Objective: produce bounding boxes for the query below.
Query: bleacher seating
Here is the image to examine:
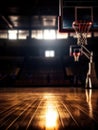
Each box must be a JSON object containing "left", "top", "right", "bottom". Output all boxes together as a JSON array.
[{"left": 0, "top": 37, "right": 98, "bottom": 87}]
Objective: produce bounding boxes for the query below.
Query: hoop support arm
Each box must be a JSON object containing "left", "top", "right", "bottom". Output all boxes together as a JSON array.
[{"left": 81, "top": 45, "right": 93, "bottom": 62}]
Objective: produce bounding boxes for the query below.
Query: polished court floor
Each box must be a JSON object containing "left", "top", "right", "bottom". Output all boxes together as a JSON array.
[{"left": 0, "top": 87, "right": 98, "bottom": 130}]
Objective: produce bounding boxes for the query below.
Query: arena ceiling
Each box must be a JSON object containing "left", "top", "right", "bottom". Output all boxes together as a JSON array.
[
  {"left": 0, "top": 0, "right": 59, "bottom": 30},
  {"left": 0, "top": 0, "right": 98, "bottom": 30}
]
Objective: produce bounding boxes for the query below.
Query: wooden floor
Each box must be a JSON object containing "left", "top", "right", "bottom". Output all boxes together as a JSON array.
[{"left": 0, "top": 87, "right": 98, "bottom": 130}]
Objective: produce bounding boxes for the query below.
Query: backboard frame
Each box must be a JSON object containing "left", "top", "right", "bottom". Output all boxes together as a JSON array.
[
  {"left": 58, "top": 0, "right": 98, "bottom": 32},
  {"left": 69, "top": 45, "right": 82, "bottom": 56},
  {"left": 75, "top": 6, "right": 93, "bottom": 22}
]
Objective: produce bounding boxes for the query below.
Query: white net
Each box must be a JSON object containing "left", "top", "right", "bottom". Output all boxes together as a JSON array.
[
  {"left": 73, "top": 51, "right": 81, "bottom": 62},
  {"left": 72, "top": 21, "right": 92, "bottom": 45}
]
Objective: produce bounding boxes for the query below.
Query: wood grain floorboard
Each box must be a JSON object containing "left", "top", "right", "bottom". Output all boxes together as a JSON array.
[{"left": 0, "top": 87, "right": 98, "bottom": 130}]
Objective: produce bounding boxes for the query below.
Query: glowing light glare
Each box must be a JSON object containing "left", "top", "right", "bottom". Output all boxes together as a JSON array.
[
  {"left": 8, "top": 30, "right": 17, "bottom": 39},
  {"left": 44, "top": 30, "right": 56, "bottom": 39},
  {"left": 45, "top": 51, "right": 50, "bottom": 57},
  {"left": 50, "top": 51, "right": 55, "bottom": 57},
  {"left": 57, "top": 31, "right": 68, "bottom": 39},
  {"left": 37, "top": 30, "right": 43, "bottom": 39},
  {"left": 85, "top": 89, "right": 93, "bottom": 118},
  {"left": 89, "top": 22, "right": 92, "bottom": 25},
  {"left": 45, "top": 106, "right": 58, "bottom": 128},
  {"left": 45, "top": 50, "right": 55, "bottom": 57}
]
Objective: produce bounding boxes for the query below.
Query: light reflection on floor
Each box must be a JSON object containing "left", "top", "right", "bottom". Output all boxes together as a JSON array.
[
  {"left": 0, "top": 87, "right": 98, "bottom": 130},
  {"left": 45, "top": 102, "right": 58, "bottom": 129}
]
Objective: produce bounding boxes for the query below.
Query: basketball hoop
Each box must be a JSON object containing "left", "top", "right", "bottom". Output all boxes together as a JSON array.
[
  {"left": 72, "top": 21, "right": 92, "bottom": 45},
  {"left": 73, "top": 49, "right": 81, "bottom": 62}
]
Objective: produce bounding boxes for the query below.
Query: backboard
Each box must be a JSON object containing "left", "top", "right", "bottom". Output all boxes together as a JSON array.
[
  {"left": 70, "top": 45, "right": 81, "bottom": 56},
  {"left": 69, "top": 45, "right": 82, "bottom": 61},
  {"left": 58, "top": 0, "right": 98, "bottom": 32}
]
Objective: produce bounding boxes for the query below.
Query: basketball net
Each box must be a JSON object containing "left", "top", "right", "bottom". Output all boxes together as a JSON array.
[
  {"left": 72, "top": 20, "right": 92, "bottom": 61},
  {"left": 73, "top": 51, "right": 81, "bottom": 62},
  {"left": 72, "top": 21, "right": 92, "bottom": 45}
]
